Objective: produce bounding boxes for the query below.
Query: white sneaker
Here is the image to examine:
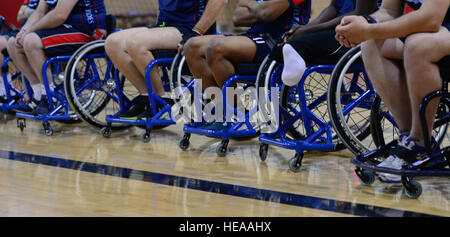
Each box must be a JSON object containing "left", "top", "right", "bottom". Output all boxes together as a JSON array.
[{"left": 378, "top": 156, "right": 404, "bottom": 183}]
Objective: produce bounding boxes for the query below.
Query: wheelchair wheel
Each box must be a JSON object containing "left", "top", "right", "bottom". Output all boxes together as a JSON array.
[
  {"left": 50, "top": 61, "right": 81, "bottom": 124},
  {"left": 64, "top": 40, "right": 131, "bottom": 130},
  {"left": 256, "top": 56, "right": 344, "bottom": 148},
  {"left": 370, "top": 95, "right": 449, "bottom": 150},
  {"left": 328, "top": 46, "right": 374, "bottom": 154}
]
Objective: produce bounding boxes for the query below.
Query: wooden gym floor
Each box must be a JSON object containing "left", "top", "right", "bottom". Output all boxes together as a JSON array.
[{"left": 0, "top": 115, "right": 449, "bottom": 217}]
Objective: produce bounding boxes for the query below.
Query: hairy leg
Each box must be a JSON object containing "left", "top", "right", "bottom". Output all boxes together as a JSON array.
[
  {"left": 126, "top": 27, "right": 183, "bottom": 96},
  {"left": 206, "top": 36, "right": 257, "bottom": 88},
  {"left": 184, "top": 35, "right": 224, "bottom": 90},
  {"left": 105, "top": 27, "right": 149, "bottom": 94},
  {"left": 403, "top": 27, "right": 450, "bottom": 141},
  {"left": 361, "top": 38, "right": 411, "bottom": 132}
]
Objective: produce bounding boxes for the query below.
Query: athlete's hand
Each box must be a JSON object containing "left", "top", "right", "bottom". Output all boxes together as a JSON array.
[
  {"left": 335, "top": 16, "right": 369, "bottom": 48},
  {"left": 15, "top": 28, "right": 27, "bottom": 48},
  {"left": 283, "top": 25, "right": 308, "bottom": 42}
]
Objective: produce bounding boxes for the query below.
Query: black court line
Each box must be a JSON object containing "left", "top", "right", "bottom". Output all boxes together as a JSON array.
[{"left": 0, "top": 149, "right": 441, "bottom": 217}]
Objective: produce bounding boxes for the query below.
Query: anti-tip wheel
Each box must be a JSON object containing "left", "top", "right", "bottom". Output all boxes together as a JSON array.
[
  {"left": 101, "top": 127, "right": 112, "bottom": 138},
  {"left": 355, "top": 168, "right": 375, "bottom": 185},
  {"left": 259, "top": 144, "right": 269, "bottom": 161},
  {"left": 179, "top": 136, "right": 190, "bottom": 151},
  {"left": 404, "top": 180, "right": 423, "bottom": 199},
  {"left": 216, "top": 140, "right": 229, "bottom": 157},
  {"left": 289, "top": 153, "right": 303, "bottom": 173},
  {"left": 141, "top": 131, "right": 151, "bottom": 143}
]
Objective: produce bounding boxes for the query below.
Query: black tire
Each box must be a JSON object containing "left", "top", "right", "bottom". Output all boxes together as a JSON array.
[
  {"left": 64, "top": 40, "right": 131, "bottom": 130},
  {"left": 327, "top": 46, "right": 373, "bottom": 154}
]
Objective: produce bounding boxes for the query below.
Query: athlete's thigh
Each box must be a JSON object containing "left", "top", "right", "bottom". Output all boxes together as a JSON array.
[
  {"left": 132, "top": 27, "right": 184, "bottom": 50},
  {"left": 106, "top": 27, "right": 148, "bottom": 46},
  {"left": 209, "top": 36, "right": 257, "bottom": 62}
]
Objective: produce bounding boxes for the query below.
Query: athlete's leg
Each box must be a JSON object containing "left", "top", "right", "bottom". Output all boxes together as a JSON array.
[
  {"left": 403, "top": 27, "right": 450, "bottom": 142},
  {"left": 205, "top": 36, "right": 258, "bottom": 88},
  {"left": 6, "top": 37, "right": 40, "bottom": 86},
  {"left": 126, "top": 27, "right": 183, "bottom": 96},
  {"left": 184, "top": 35, "right": 224, "bottom": 90},
  {"left": 104, "top": 27, "right": 150, "bottom": 94},
  {"left": 0, "top": 36, "right": 6, "bottom": 66},
  {"left": 361, "top": 38, "right": 411, "bottom": 133},
  {"left": 22, "top": 32, "right": 52, "bottom": 85}
]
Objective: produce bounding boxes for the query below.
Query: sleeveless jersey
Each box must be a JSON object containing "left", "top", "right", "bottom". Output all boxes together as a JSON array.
[
  {"left": 404, "top": 0, "right": 450, "bottom": 25},
  {"left": 45, "top": 0, "right": 107, "bottom": 32},
  {"left": 157, "top": 0, "right": 208, "bottom": 28},
  {"left": 246, "top": 0, "right": 312, "bottom": 38}
]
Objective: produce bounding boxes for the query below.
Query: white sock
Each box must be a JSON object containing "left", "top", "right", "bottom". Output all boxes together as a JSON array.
[
  {"left": 32, "top": 84, "right": 42, "bottom": 100},
  {"left": 0, "top": 77, "right": 5, "bottom": 97},
  {"left": 281, "top": 44, "right": 307, "bottom": 87}
]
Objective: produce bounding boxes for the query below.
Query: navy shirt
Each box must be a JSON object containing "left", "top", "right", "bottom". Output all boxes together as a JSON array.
[
  {"left": 405, "top": 0, "right": 450, "bottom": 25},
  {"left": 336, "top": 0, "right": 356, "bottom": 16},
  {"left": 157, "top": 0, "right": 208, "bottom": 28},
  {"left": 246, "top": 0, "right": 312, "bottom": 38},
  {"left": 45, "top": 0, "right": 107, "bottom": 32}
]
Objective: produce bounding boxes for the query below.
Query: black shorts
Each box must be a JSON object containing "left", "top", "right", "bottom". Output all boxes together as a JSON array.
[
  {"left": 444, "top": 23, "right": 450, "bottom": 32},
  {"left": 35, "top": 24, "right": 103, "bottom": 58},
  {"left": 282, "top": 30, "right": 348, "bottom": 66},
  {"left": 240, "top": 32, "right": 278, "bottom": 64}
]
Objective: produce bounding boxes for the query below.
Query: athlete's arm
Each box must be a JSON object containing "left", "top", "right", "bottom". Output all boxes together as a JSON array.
[
  {"left": 20, "top": 0, "right": 48, "bottom": 32},
  {"left": 247, "top": 0, "right": 294, "bottom": 23},
  {"left": 286, "top": 0, "right": 378, "bottom": 41},
  {"left": 193, "top": 0, "right": 228, "bottom": 34},
  {"left": 336, "top": 0, "right": 449, "bottom": 47},
  {"left": 233, "top": 0, "right": 260, "bottom": 26},
  {"left": 308, "top": 0, "right": 378, "bottom": 33},
  {"left": 26, "top": 0, "right": 78, "bottom": 33},
  {"left": 17, "top": 4, "right": 35, "bottom": 23}
]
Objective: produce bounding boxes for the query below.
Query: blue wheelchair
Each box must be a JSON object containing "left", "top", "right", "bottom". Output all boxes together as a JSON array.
[
  {"left": 93, "top": 48, "right": 180, "bottom": 142},
  {"left": 1, "top": 55, "right": 33, "bottom": 122},
  {"left": 351, "top": 55, "right": 450, "bottom": 199},
  {"left": 171, "top": 53, "right": 262, "bottom": 156},
  {"left": 257, "top": 46, "right": 376, "bottom": 172},
  {"left": 15, "top": 15, "right": 118, "bottom": 136}
]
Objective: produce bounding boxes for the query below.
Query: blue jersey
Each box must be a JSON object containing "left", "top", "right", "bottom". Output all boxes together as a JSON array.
[
  {"left": 405, "top": 0, "right": 450, "bottom": 25},
  {"left": 336, "top": 0, "right": 356, "bottom": 16},
  {"left": 45, "top": 0, "right": 107, "bottom": 32},
  {"left": 246, "top": 0, "right": 312, "bottom": 38},
  {"left": 157, "top": 0, "right": 208, "bottom": 28}
]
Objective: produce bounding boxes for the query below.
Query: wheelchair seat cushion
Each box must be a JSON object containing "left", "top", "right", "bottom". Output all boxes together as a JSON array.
[
  {"left": 234, "top": 63, "right": 261, "bottom": 76},
  {"left": 438, "top": 55, "right": 450, "bottom": 81},
  {"left": 151, "top": 49, "right": 179, "bottom": 59}
]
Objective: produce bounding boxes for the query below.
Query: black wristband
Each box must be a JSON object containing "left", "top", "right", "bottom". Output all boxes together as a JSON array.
[{"left": 363, "top": 15, "right": 378, "bottom": 24}]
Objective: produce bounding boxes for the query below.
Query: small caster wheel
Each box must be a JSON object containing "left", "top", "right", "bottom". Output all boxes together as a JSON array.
[
  {"left": 289, "top": 153, "right": 303, "bottom": 173},
  {"left": 216, "top": 139, "right": 229, "bottom": 157},
  {"left": 179, "top": 134, "right": 190, "bottom": 151},
  {"left": 43, "top": 126, "right": 53, "bottom": 136},
  {"left": 101, "top": 127, "right": 112, "bottom": 138},
  {"left": 355, "top": 168, "right": 375, "bottom": 185},
  {"left": 17, "top": 118, "right": 26, "bottom": 132},
  {"left": 141, "top": 131, "right": 151, "bottom": 143},
  {"left": 404, "top": 180, "right": 422, "bottom": 199},
  {"left": 259, "top": 144, "right": 269, "bottom": 161}
]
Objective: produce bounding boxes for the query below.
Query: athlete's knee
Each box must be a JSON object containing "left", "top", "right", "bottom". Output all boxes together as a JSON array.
[
  {"left": 403, "top": 34, "right": 434, "bottom": 61},
  {"left": 23, "top": 33, "right": 43, "bottom": 52},
  {"left": 125, "top": 34, "right": 149, "bottom": 57},
  {"left": 104, "top": 32, "right": 123, "bottom": 55},
  {"left": 184, "top": 36, "right": 205, "bottom": 59},
  {"left": 205, "top": 38, "right": 226, "bottom": 62}
]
